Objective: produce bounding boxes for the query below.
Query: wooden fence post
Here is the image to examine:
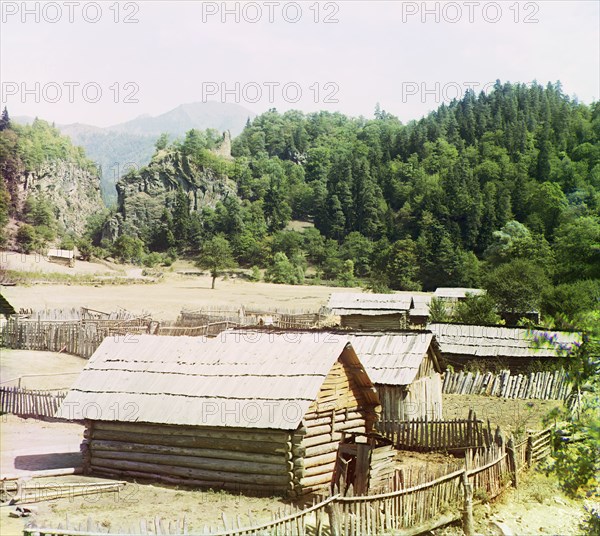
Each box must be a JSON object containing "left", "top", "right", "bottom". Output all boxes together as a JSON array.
[
  {"left": 462, "top": 471, "right": 474, "bottom": 536},
  {"left": 326, "top": 501, "right": 340, "bottom": 536},
  {"left": 506, "top": 436, "right": 518, "bottom": 488},
  {"left": 526, "top": 432, "right": 533, "bottom": 467}
]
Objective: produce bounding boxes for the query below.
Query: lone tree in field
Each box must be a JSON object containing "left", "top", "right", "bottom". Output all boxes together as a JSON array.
[{"left": 196, "top": 235, "right": 235, "bottom": 289}]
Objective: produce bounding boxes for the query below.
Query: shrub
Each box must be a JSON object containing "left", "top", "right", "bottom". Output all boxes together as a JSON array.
[
  {"left": 249, "top": 265, "right": 261, "bottom": 282},
  {"left": 15, "top": 224, "right": 36, "bottom": 253}
]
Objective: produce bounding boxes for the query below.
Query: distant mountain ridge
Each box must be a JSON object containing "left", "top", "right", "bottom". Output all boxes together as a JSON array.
[{"left": 14, "top": 102, "right": 255, "bottom": 204}]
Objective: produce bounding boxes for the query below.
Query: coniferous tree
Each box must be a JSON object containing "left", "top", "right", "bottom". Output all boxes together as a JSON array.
[{"left": 0, "top": 108, "right": 10, "bottom": 131}]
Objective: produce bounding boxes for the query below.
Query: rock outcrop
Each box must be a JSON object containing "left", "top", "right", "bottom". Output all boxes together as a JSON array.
[
  {"left": 14, "top": 160, "right": 102, "bottom": 236},
  {"left": 114, "top": 148, "right": 237, "bottom": 237}
]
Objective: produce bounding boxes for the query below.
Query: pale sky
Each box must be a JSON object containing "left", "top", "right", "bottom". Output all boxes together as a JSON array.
[{"left": 1, "top": 0, "right": 598, "bottom": 127}]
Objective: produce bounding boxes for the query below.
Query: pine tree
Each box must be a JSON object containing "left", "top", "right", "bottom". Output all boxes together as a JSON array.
[{"left": 0, "top": 107, "right": 10, "bottom": 131}]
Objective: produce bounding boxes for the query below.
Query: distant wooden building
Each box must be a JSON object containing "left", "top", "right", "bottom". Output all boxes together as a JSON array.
[
  {"left": 57, "top": 333, "right": 380, "bottom": 496},
  {"left": 328, "top": 293, "right": 413, "bottom": 330},
  {"left": 408, "top": 295, "right": 432, "bottom": 328},
  {"left": 47, "top": 248, "right": 75, "bottom": 267},
  {"left": 347, "top": 331, "right": 443, "bottom": 422},
  {"left": 429, "top": 323, "right": 582, "bottom": 372},
  {"left": 433, "top": 288, "right": 485, "bottom": 303}
]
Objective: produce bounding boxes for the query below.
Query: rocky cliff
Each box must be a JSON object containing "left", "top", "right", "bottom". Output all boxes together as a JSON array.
[
  {"left": 0, "top": 119, "right": 104, "bottom": 241},
  {"left": 112, "top": 147, "right": 237, "bottom": 239},
  {"left": 17, "top": 160, "right": 102, "bottom": 235}
]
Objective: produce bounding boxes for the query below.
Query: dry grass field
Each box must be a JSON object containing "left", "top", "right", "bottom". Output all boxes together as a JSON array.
[
  {"left": 443, "top": 394, "right": 562, "bottom": 439},
  {"left": 0, "top": 349, "right": 86, "bottom": 389},
  {"left": 2, "top": 257, "right": 354, "bottom": 321}
]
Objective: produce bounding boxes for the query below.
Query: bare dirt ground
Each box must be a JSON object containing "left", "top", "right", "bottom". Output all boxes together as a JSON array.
[
  {"left": 0, "top": 349, "right": 87, "bottom": 390},
  {"left": 438, "top": 470, "right": 587, "bottom": 536},
  {"left": 0, "top": 415, "right": 83, "bottom": 478},
  {"left": 1, "top": 473, "right": 290, "bottom": 536},
  {"left": 2, "top": 267, "right": 352, "bottom": 321}
]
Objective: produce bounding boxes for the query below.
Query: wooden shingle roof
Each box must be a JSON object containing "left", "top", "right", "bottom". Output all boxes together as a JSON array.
[
  {"left": 57, "top": 333, "right": 378, "bottom": 430},
  {"left": 347, "top": 332, "right": 441, "bottom": 386},
  {"left": 328, "top": 293, "right": 413, "bottom": 316},
  {"left": 429, "top": 323, "right": 582, "bottom": 359}
]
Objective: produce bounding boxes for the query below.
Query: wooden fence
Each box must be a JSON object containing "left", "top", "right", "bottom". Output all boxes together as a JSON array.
[
  {"left": 377, "top": 411, "right": 500, "bottom": 452},
  {"left": 0, "top": 386, "right": 67, "bottom": 418},
  {"left": 156, "top": 321, "right": 240, "bottom": 337},
  {"left": 24, "top": 428, "right": 554, "bottom": 536},
  {"left": 442, "top": 368, "right": 571, "bottom": 400},
  {"left": 2, "top": 317, "right": 154, "bottom": 358},
  {"left": 177, "top": 306, "right": 324, "bottom": 331}
]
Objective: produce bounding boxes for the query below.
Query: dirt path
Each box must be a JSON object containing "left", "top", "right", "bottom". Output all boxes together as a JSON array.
[
  {"left": 0, "top": 415, "right": 84, "bottom": 478},
  {"left": 477, "top": 471, "right": 586, "bottom": 535}
]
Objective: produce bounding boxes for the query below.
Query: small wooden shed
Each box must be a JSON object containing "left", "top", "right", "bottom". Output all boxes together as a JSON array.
[
  {"left": 347, "top": 332, "right": 443, "bottom": 423},
  {"left": 57, "top": 333, "right": 380, "bottom": 496},
  {"left": 47, "top": 248, "right": 75, "bottom": 267},
  {"left": 328, "top": 293, "right": 413, "bottom": 330},
  {"left": 429, "top": 323, "right": 582, "bottom": 372}
]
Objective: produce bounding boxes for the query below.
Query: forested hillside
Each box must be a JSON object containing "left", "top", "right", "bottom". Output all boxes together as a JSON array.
[
  {"left": 105, "top": 82, "right": 598, "bottom": 310},
  {"left": 0, "top": 112, "right": 103, "bottom": 251},
  {"left": 2, "top": 82, "right": 599, "bottom": 323}
]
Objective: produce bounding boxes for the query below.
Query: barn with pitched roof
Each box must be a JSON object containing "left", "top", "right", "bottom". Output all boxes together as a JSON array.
[
  {"left": 328, "top": 293, "right": 414, "bottom": 330},
  {"left": 347, "top": 331, "right": 443, "bottom": 423},
  {"left": 57, "top": 332, "right": 380, "bottom": 496}
]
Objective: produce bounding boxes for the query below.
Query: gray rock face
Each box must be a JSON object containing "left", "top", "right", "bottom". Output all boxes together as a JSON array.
[
  {"left": 115, "top": 149, "right": 237, "bottom": 237},
  {"left": 17, "top": 160, "right": 103, "bottom": 235}
]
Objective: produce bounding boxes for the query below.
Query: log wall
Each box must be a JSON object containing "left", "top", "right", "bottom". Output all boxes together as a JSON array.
[
  {"left": 297, "top": 357, "right": 379, "bottom": 494},
  {"left": 340, "top": 313, "right": 408, "bottom": 331},
  {"left": 84, "top": 421, "right": 297, "bottom": 496}
]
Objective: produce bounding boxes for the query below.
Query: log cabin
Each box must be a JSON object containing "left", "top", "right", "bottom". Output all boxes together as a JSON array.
[
  {"left": 429, "top": 323, "right": 582, "bottom": 372},
  {"left": 328, "top": 293, "right": 413, "bottom": 330},
  {"left": 56, "top": 333, "right": 380, "bottom": 496},
  {"left": 347, "top": 331, "right": 443, "bottom": 423}
]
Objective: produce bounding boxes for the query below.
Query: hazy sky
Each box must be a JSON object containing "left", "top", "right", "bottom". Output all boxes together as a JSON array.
[{"left": 1, "top": 0, "right": 598, "bottom": 127}]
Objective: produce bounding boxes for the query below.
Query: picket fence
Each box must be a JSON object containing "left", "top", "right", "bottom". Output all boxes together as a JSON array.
[
  {"left": 0, "top": 386, "right": 67, "bottom": 418},
  {"left": 24, "top": 426, "right": 555, "bottom": 536},
  {"left": 377, "top": 411, "right": 499, "bottom": 452},
  {"left": 442, "top": 368, "right": 571, "bottom": 400}
]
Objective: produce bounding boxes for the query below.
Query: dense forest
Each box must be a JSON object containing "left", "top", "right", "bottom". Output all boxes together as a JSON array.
[{"left": 1, "top": 81, "right": 599, "bottom": 324}]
